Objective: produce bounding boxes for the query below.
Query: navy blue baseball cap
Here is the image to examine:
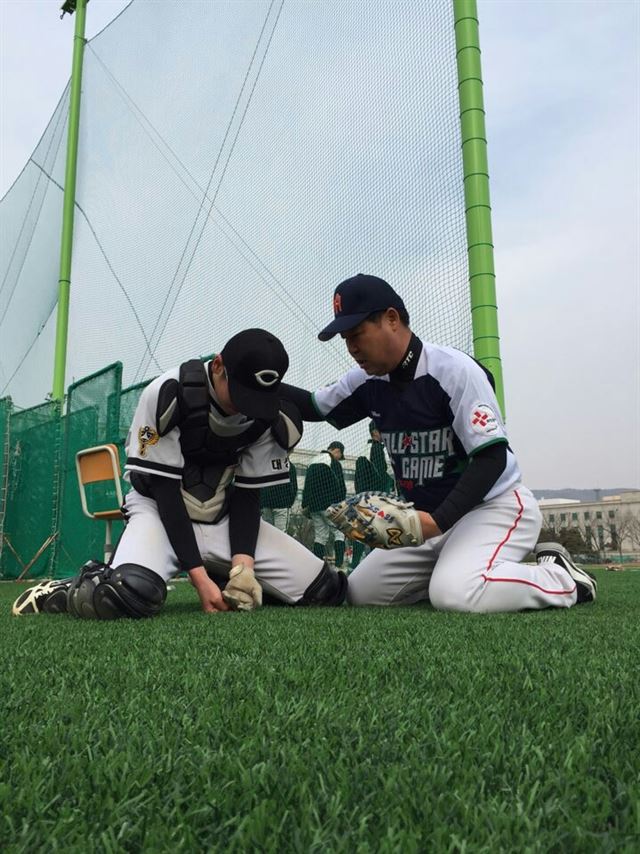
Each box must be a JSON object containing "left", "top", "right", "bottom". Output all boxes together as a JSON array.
[{"left": 318, "top": 274, "right": 406, "bottom": 341}]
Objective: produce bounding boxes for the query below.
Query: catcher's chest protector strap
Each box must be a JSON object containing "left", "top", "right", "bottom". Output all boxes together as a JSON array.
[
  {"left": 177, "top": 359, "right": 267, "bottom": 460},
  {"left": 271, "top": 398, "right": 303, "bottom": 451},
  {"left": 178, "top": 359, "right": 213, "bottom": 458}
]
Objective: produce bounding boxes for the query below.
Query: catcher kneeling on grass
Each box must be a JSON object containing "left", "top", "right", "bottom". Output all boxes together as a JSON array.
[
  {"left": 13, "top": 329, "right": 347, "bottom": 620},
  {"left": 280, "top": 274, "right": 597, "bottom": 612}
]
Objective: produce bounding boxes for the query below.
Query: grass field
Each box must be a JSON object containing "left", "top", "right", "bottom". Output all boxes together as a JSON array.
[{"left": 1, "top": 570, "right": 639, "bottom": 853}]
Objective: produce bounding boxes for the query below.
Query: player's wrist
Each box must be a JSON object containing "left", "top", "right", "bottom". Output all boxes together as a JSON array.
[
  {"left": 418, "top": 511, "right": 442, "bottom": 539},
  {"left": 188, "top": 565, "right": 209, "bottom": 588},
  {"left": 231, "top": 554, "right": 255, "bottom": 572}
]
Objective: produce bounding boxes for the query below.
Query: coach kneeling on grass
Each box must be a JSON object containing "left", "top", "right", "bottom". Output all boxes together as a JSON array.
[
  {"left": 13, "top": 329, "right": 347, "bottom": 620},
  {"left": 280, "top": 274, "right": 598, "bottom": 613}
]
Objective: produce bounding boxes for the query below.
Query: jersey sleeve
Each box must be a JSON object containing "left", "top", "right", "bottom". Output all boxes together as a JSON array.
[
  {"left": 448, "top": 356, "right": 508, "bottom": 456},
  {"left": 312, "top": 368, "right": 370, "bottom": 429},
  {"left": 234, "top": 428, "right": 291, "bottom": 489},
  {"left": 124, "top": 371, "right": 184, "bottom": 481}
]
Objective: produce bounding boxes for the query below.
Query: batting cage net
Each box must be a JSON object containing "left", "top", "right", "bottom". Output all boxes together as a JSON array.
[{"left": 1, "top": 0, "right": 472, "bottom": 578}]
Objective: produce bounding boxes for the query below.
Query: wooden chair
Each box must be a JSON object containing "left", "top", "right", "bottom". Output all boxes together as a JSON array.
[{"left": 75, "top": 444, "right": 124, "bottom": 563}]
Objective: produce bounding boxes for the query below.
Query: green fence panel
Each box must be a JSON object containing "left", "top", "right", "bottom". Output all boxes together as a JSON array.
[
  {"left": 1, "top": 400, "right": 62, "bottom": 580},
  {"left": 54, "top": 363, "right": 123, "bottom": 578},
  {"left": 67, "top": 363, "right": 123, "bottom": 438},
  {"left": 0, "top": 397, "right": 12, "bottom": 574}
]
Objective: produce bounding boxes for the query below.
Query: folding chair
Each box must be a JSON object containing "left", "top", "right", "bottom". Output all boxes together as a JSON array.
[{"left": 75, "top": 444, "right": 124, "bottom": 563}]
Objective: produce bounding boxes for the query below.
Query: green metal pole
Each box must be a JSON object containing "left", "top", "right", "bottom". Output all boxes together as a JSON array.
[
  {"left": 453, "top": 0, "right": 505, "bottom": 415},
  {"left": 52, "top": 0, "right": 88, "bottom": 401}
]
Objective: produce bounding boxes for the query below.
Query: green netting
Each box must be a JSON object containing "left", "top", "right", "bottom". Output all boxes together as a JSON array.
[
  {"left": 0, "top": 401, "right": 62, "bottom": 580},
  {"left": 1, "top": 0, "right": 470, "bottom": 462},
  {"left": 0, "top": 90, "right": 69, "bottom": 399},
  {"left": 0, "top": 0, "right": 479, "bottom": 578},
  {"left": 54, "top": 364, "right": 123, "bottom": 577},
  {"left": 0, "top": 397, "right": 12, "bottom": 572}
]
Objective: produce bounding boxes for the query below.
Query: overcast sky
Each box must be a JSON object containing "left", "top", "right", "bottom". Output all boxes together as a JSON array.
[{"left": 1, "top": 0, "right": 638, "bottom": 490}]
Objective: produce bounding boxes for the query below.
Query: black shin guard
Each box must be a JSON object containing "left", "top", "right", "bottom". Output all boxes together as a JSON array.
[
  {"left": 41, "top": 578, "right": 74, "bottom": 613},
  {"left": 67, "top": 560, "right": 167, "bottom": 620},
  {"left": 298, "top": 562, "right": 347, "bottom": 606}
]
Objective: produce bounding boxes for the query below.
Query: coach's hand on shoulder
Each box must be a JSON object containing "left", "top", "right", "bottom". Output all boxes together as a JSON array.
[{"left": 188, "top": 566, "right": 230, "bottom": 613}]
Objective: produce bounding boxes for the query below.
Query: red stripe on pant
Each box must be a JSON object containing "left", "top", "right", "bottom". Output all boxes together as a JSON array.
[
  {"left": 484, "top": 489, "right": 524, "bottom": 574},
  {"left": 481, "top": 576, "right": 576, "bottom": 595},
  {"left": 481, "top": 490, "right": 576, "bottom": 595}
]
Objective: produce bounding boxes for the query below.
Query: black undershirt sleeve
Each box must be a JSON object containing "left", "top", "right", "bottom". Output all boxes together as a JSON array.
[
  {"left": 228, "top": 487, "right": 261, "bottom": 558},
  {"left": 141, "top": 475, "right": 202, "bottom": 572},
  {"left": 279, "top": 383, "right": 323, "bottom": 421},
  {"left": 431, "top": 442, "right": 508, "bottom": 534},
  {"left": 280, "top": 381, "right": 367, "bottom": 430}
]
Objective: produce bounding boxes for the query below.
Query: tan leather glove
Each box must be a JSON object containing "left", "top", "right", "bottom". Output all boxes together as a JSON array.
[
  {"left": 327, "top": 491, "right": 424, "bottom": 549},
  {"left": 222, "top": 563, "right": 263, "bottom": 611}
]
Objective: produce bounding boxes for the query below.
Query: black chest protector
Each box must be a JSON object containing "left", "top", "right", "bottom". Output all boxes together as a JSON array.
[{"left": 176, "top": 359, "right": 270, "bottom": 506}]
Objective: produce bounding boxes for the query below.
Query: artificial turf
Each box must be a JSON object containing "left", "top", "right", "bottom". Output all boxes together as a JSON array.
[{"left": 1, "top": 570, "right": 639, "bottom": 853}]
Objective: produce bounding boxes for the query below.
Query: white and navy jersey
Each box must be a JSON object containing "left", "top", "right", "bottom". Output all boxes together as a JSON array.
[
  {"left": 124, "top": 363, "right": 291, "bottom": 522},
  {"left": 313, "top": 341, "right": 521, "bottom": 513}
]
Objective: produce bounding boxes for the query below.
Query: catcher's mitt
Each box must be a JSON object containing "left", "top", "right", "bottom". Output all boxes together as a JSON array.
[{"left": 326, "top": 491, "right": 424, "bottom": 550}]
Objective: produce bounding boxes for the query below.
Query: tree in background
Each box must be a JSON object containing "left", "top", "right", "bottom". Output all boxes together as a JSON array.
[{"left": 538, "top": 526, "right": 590, "bottom": 557}]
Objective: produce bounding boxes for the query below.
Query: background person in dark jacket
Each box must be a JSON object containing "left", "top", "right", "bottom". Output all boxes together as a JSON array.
[
  {"left": 260, "top": 462, "right": 298, "bottom": 533},
  {"left": 302, "top": 441, "right": 346, "bottom": 568}
]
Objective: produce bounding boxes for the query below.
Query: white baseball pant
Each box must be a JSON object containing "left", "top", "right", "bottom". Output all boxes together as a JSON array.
[
  {"left": 347, "top": 485, "right": 579, "bottom": 612},
  {"left": 311, "top": 511, "right": 345, "bottom": 546},
  {"left": 261, "top": 507, "right": 290, "bottom": 533},
  {"left": 113, "top": 491, "right": 324, "bottom": 604}
]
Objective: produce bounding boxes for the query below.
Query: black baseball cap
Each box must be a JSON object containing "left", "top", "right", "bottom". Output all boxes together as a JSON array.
[
  {"left": 221, "top": 328, "right": 289, "bottom": 421},
  {"left": 318, "top": 274, "right": 406, "bottom": 341}
]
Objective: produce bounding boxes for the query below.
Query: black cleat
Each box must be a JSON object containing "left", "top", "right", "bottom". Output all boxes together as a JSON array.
[
  {"left": 534, "top": 542, "right": 597, "bottom": 604},
  {"left": 12, "top": 578, "right": 73, "bottom": 616}
]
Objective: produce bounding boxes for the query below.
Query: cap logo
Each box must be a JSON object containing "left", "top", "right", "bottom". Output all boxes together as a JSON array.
[
  {"left": 333, "top": 294, "right": 342, "bottom": 315},
  {"left": 254, "top": 369, "right": 280, "bottom": 387}
]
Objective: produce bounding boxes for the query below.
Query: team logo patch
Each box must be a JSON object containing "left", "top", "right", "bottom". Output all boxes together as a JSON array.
[
  {"left": 333, "top": 294, "right": 342, "bottom": 315},
  {"left": 138, "top": 425, "right": 159, "bottom": 456},
  {"left": 470, "top": 404, "right": 498, "bottom": 435}
]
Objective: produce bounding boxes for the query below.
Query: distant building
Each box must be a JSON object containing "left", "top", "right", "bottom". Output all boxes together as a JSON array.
[{"left": 538, "top": 492, "right": 640, "bottom": 558}]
